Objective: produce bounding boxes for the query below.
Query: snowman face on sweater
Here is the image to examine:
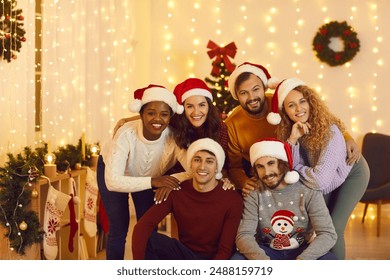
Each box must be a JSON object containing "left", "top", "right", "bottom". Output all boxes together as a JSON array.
[{"left": 272, "top": 218, "right": 294, "bottom": 234}]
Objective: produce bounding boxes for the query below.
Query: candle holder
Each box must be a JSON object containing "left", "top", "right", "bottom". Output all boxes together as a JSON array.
[{"left": 44, "top": 153, "right": 57, "bottom": 178}]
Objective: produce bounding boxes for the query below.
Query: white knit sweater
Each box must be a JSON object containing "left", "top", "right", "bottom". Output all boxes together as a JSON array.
[{"left": 102, "top": 119, "right": 190, "bottom": 193}]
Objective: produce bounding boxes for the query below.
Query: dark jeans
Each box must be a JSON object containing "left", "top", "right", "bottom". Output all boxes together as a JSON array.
[
  {"left": 97, "top": 155, "right": 154, "bottom": 260},
  {"left": 231, "top": 244, "right": 338, "bottom": 260},
  {"left": 145, "top": 231, "right": 208, "bottom": 260}
]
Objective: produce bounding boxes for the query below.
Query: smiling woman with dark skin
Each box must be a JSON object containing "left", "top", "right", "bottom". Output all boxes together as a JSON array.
[{"left": 96, "top": 84, "right": 191, "bottom": 260}]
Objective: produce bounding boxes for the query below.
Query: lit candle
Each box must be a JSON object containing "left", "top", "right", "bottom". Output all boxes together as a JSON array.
[
  {"left": 90, "top": 144, "right": 100, "bottom": 170},
  {"left": 44, "top": 153, "right": 57, "bottom": 178},
  {"left": 81, "top": 132, "right": 86, "bottom": 161}
]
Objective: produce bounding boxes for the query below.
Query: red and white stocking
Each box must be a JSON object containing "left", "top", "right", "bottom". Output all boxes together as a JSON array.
[
  {"left": 43, "top": 185, "right": 71, "bottom": 260},
  {"left": 83, "top": 167, "right": 98, "bottom": 237},
  {"left": 67, "top": 177, "right": 80, "bottom": 252}
]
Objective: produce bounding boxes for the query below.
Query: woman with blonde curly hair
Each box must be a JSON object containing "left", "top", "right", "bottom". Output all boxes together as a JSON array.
[{"left": 266, "top": 78, "right": 370, "bottom": 260}]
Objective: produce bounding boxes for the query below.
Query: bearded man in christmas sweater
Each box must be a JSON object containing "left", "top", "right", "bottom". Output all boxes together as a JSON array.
[
  {"left": 132, "top": 138, "right": 243, "bottom": 260},
  {"left": 233, "top": 138, "right": 337, "bottom": 260}
]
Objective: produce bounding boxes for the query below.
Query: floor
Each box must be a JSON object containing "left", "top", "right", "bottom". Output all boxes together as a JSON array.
[{"left": 94, "top": 201, "right": 390, "bottom": 260}]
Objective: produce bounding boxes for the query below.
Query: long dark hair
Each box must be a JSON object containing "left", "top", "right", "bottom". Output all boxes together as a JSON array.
[{"left": 170, "top": 98, "right": 222, "bottom": 149}]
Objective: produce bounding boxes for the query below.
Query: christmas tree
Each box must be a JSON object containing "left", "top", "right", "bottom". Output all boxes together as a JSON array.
[
  {"left": 205, "top": 40, "right": 239, "bottom": 119},
  {"left": 0, "top": 0, "right": 26, "bottom": 62}
]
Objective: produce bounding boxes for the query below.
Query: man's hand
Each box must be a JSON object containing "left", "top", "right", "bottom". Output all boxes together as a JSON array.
[
  {"left": 242, "top": 177, "right": 258, "bottom": 197},
  {"left": 346, "top": 138, "right": 361, "bottom": 165}
]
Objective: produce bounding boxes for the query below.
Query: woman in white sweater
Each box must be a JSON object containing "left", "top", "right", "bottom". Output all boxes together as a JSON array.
[{"left": 97, "top": 84, "right": 190, "bottom": 260}]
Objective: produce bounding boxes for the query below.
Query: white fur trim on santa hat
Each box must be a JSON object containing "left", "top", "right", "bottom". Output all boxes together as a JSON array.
[
  {"left": 181, "top": 88, "right": 213, "bottom": 102},
  {"left": 249, "top": 140, "right": 288, "bottom": 167},
  {"left": 228, "top": 64, "right": 270, "bottom": 100},
  {"left": 276, "top": 78, "right": 306, "bottom": 110},
  {"left": 128, "top": 99, "right": 142, "bottom": 113},
  {"left": 128, "top": 86, "right": 182, "bottom": 114},
  {"left": 186, "top": 138, "right": 225, "bottom": 180}
]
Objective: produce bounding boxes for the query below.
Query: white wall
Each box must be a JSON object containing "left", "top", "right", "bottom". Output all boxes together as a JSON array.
[{"left": 0, "top": 0, "right": 388, "bottom": 164}]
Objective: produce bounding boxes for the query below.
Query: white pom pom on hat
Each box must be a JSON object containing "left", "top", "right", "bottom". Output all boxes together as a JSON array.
[
  {"left": 249, "top": 138, "right": 299, "bottom": 184},
  {"left": 228, "top": 62, "right": 272, "bottom": 100},
  {"left": 267, "top": 78, "right": 306, "bottom": 125},
  {"left": 186, "top": 138, "right": 225, "bottom": 180},
  {"left": 128, "top": 84, "right": 183, "bottom": 114}
]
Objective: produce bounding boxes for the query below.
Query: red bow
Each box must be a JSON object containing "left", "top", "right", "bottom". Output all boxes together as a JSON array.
[{"left": 207, "top": 40, "right": 237, "bottom": 76}]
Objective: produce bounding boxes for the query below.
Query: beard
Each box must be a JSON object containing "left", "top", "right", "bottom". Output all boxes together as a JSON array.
[
  {"left": 242, "top": 97, "right": 265, "bottom": 115},
  {"left": 261, "top": 172, "right": 285, "bottom": 189}
]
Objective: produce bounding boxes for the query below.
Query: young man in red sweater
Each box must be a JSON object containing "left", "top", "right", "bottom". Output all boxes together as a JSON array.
[{"left": 132, "top": 138, "right": 243, "bottom": 260}]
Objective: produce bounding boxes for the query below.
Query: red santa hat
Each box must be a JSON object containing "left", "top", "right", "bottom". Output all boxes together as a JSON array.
[
  {"left": 249, "top": 138, "right": 299, "bottom": 184},
  {"left": 228, "top": 62, "right": 279, "bottom": 100},
  {"left": 271, "top": 210, "right": 298, "bottom": 226},
  {"left": 174, "top": 78, "right": 213, "bottom": 108},
  {"left": 128, "top": 84, "right": 183, "bottom": 114},
  {"left": 186, "top": 138, "right": 225, "bottom": 180},
  {"left": 266, "top": 77, "right": 306, "bottom": 125}
]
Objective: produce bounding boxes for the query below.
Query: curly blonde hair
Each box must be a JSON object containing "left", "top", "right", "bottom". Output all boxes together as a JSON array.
[{"left": 276, "top": 85, "right": 346, "bottom": 163}]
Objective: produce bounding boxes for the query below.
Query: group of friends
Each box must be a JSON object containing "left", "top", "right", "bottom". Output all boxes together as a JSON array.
[{"left": 96, "top": 62, "right": 370, "bottom": 260}]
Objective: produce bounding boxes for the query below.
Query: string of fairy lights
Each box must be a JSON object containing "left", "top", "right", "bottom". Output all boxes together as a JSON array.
[
  {"left": 0, "top": 0, "right": 387, "bottom": 161},
  {"left": 159, "top": 0, "right": 385, "bottom": 137}
]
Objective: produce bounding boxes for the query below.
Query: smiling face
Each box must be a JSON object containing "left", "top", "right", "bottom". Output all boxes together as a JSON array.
[
  {"left": 191, "top": 150, "right": 218, "bottom": 192},
  {"left": 183, "top": 95, "right": 210, "bottom": 128},
  {"left": 254, "top": 156, "right": 287, "bottom": 190},
  {"left": 283, "top": 89, "right": 310, "bottom": 123},
  {"left": 140, "top": 101, "right": 172, "bottom": 140},
  {"left": 236, "top": 74, "right": 267, "bottom": 116}
]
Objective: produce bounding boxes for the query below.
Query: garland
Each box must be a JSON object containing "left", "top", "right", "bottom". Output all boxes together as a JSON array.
[
  {"left": 0, "top": 138, "right": 99, "bottom": 256},
  {"left": 0, "top": 0, "right": 26, "bottom": 62},
  {"left": 312, "top": 21, "right": 360, "bottom": 67}
]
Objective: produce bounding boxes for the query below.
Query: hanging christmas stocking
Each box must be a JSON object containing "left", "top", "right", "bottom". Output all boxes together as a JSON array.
[
  {"left": 43, "top": 184, "right": 71, "bottom": 260},
  {"left": 84, "top": 167, "right": 98, "bottom": 237},
  {"left": 67, "top": 177, "right": 80, "bottom": 253}
]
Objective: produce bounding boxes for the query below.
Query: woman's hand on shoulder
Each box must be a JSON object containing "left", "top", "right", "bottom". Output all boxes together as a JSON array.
[
  {"left": 151, "top": 176, "right": 181, "bottom": 204},
  {"left": 221, "top": 177, "right": 235, "bottom": 190}
]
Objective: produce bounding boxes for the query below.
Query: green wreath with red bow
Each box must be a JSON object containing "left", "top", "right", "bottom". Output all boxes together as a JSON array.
[{"left": 312, "top": 21, "right": 360, "bottom": 67}]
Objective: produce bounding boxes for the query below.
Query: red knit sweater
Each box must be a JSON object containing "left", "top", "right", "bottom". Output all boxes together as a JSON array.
[{"left": 132, "top": 179, "right": 243, "bottom": 260}]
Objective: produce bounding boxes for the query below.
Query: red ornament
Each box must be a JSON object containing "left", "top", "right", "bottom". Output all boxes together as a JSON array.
[
  {"left": 5, "top": 33, "right": 11, "bottom": 38},
  {"left": 343, "top": 29, "right": 351, "bottom": 36},
  {"left": 6, "top": 15, "right": 10, "bottom": 20},
  {"left": 315, "top": 44, "right": 323, "bottom": 51},
  {"left": 349, "top": 42, "right": 357, "bottom": 48},
  {"left": 320, "top": 28, "right": 328, "bottom": 35},
  {"left": 18, "top": 15, "right": 24, "bottom": 21},
  {"left": 334, "top": 53, "right": 342, "bottom": 61},
  {"left": 21, "top": 37, "right": 26, "bottom": 42}
]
